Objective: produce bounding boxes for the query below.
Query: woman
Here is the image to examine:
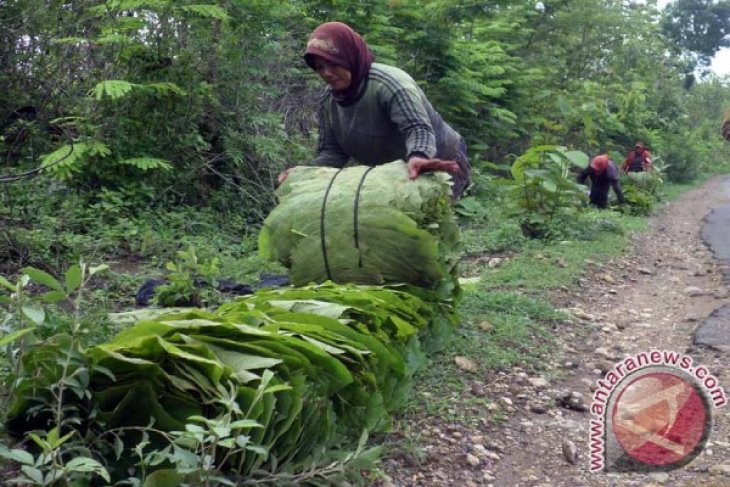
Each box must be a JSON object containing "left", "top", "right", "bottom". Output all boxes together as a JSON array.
[
  {"left": 279, "top": 22, "right": 471, "bottom": 198},
  {"left": 621, "top": 142, "right": 653, "bottom": 173},
  {"left": 578, "top": 154, "right": 625, "bottom": 208}
]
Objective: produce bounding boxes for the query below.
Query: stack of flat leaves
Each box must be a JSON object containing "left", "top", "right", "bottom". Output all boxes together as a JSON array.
[
  {"left": 6, "top": 284, "right": 456, "bottom": 481},
  {"left": 259, "top": 162, "right": 461, "bottom": 298}
]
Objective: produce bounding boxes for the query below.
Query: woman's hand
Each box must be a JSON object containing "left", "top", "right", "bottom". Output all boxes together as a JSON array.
[
  {"left": 277, "top": 168, "right": 293, "bottom": 186},
  {"left": 407, "top": 156, "right": 460, "bottom": 180}
]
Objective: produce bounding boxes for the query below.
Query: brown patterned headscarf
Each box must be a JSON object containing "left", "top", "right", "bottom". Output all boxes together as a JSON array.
[{"left": 304, "top": 22, "right": 374, "bottom": 104}]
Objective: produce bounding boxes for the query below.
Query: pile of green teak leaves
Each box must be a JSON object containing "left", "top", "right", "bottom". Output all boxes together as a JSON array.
[
  {"left": 6, "top": 164, "right": 461, "bottom": 485},
  {"left": 260, "top": 162, "right": 461, "bottom": 298},
  {"left": 7, "top": 284, "right": 456, "bottom": 483}
]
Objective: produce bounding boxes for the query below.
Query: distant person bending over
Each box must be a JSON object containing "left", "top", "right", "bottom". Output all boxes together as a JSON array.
[
  {"left": 277, "top": 22, "right": 471, "bottom": 198},
  {"left": 723, "top": 108, "right": 730, "bottom": 141},
  {"left": 621, "top": 142, "right": 653, "bottom": 173},
  {"left": 578, "top": 155, "right": 625, "bottom": 209}
]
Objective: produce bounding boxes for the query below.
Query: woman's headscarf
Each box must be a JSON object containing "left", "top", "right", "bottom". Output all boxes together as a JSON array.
[
  {"left": 590, "top": 155, "right": 610, "bottom": 175},
  {"left": 304, "top": 22, "right": 374, "bottom": 105}
]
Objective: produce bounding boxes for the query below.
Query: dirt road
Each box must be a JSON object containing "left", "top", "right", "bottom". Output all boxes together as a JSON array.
[{"left": 381, "top": 176, "right": 730, "bottom": 487}]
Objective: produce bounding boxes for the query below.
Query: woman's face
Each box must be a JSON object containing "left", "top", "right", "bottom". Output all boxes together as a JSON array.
[{"left": 310, "top": 56, "right": 352, "bottom": 90}]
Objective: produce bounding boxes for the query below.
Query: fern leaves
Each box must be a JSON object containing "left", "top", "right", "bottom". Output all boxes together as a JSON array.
[
  {"left": 118, "top": 158, "right": 173, "bottom": 171},
  {"left": 92, "top": 81, "right": 134, "bottom": 101},
  {"left": 142, "top": 82, "right": 185, "bottom": 96},
  {"left": 91, "top": 80, "right": 185, "bottom": 101},
  {"left": 179, "top": 5, "right": 230, "bottom": 21},
  {"left": 40, "top": 143, "right": 172, "bottom": 180},
  {"left": 40, "top": 141, "right": 111, "bottom": 180}
]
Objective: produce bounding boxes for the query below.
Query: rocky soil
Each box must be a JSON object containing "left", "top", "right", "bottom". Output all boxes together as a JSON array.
[{"left": 378, "top": 176, "right": 730, "bottom": 487}]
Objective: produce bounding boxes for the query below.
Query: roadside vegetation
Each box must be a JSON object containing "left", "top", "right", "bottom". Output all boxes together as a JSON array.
[{"left": 2, "top": 0, "right": 730, "bottom": 485}]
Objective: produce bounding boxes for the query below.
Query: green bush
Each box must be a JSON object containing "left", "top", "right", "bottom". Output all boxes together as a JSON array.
[
  {"left": 542, "top": 211, "right": 626, "bottom": 241},
  {"left": 495, "top": 145, "right": 588, "bottom": 239},
  {"left": 154, "top": 247, "right": 221, "bottom": 307},
  {"left": 658, "top": 131, "right": 703, "bottom": 183},
  {"left": 621, "top": 186, "right": 655, "bottom": 215},
  {"left": 618, "top": 165, "right": 664, "bottom": 215}
]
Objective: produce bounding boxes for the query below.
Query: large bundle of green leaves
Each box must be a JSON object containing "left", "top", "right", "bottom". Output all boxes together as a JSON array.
[
  {"left": 619, "top": 169, "right": 663, "bottom": 215},
  {"left": 624, "top": 170, "right": 663, "bottom": 194},
  {"left": 259, "top": 162, "right": 461, "bottom": 298},
  {"left": 6, "top": 284, "right": 456, "bottom": 481}
]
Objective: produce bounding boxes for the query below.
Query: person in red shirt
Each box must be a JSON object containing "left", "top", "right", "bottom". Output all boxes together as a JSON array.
[{"left": 622, "top": 142, "right": 653, "bottom": 173}]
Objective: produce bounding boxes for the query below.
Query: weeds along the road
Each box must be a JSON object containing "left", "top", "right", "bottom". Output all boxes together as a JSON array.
[{"left": 380, "top": 201, "right": 649, "bottom": 465}]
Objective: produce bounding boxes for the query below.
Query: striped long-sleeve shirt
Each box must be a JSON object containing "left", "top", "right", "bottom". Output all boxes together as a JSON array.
[{"left": 310, "top": 63, "right": 463, "bottom": 168}]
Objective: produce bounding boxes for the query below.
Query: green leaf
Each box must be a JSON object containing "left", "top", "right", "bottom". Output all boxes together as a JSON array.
[
  {"left": 0, "top": 275, "right": 15, "bottom": 291},
  {"left": 93, "top": 33, "right": 129, "bottom": 45},
  {"left": 89, "top": 264, "right": 110, "bottom": 276},
  {"left": 119, "top": 157, "right": 173, "bottom": 171},
  {"left": 0, "top": 327, "right": 35, "bottom": 347},
  {"left": 245, "top": 445, "right": 267, "bottom": 455},
  {"left": 229, "top": 419, "right": 263, "bottom": 429},
  {"left": 142, "top": 82, "right": 186, "bottom": 96},
  {"left": 65, "top": 457, "right": 110, "bottom": 482},
  {"left": 142, "top": 468, "right": 182, "bottom": 487},
  {"left": 92, "top": 364, "right": 115, "bottom": 381},
  {"left": 65, "top": 265, "right": 82, "bottom": 293},
  {"left": 21, "top": 305, "right": 45, "bottom": 325},
  {"left": 218, "top": 438, "right": 235, "bottom": 448},
  {"left": 263, "top": 384, "right": 292, "bottom": 394},
  {"left": 114, "top": 436, "right": 124, "bottom": 460},
  {"left": 27, "top": 433, "right": 49, "bottom": 452},
  {"left": 39, "top": 143, "right": 87, "bottom": 179},
  {"left": 170, "top": 445, "right": 198, "bottom": 467},
  {"left": 51, "top": 36, "right": 86, "bottom": 45},
  {"left": 87, "top": 140, "right": 111, "bottom": 157},
  {"left": 43, "top": 470, "right": 62, "bottom": 485},
  {"left": 539, "top": 180, "right": 558, "bottom": 193},
  {"left": 210, "top": 476, "right": 236, "bottom": 487},
  {"left": 34, "top": 452, "right": 52, "bottom": 468},
  {"left": 21, "top": 465, "right": 43, "bottom": 484},
  {"left": 116, "top": 0, "right": 164, "bottom": 10},
  {"left": 565, "top": 150, "right": 589, "bottom": 169},
  {"left": 92, "top": 80, "right": 135, "bottom": 101},
  {"left": 184, "top": 424, "right": 206, "bottom": 434},
  {"left": 211, "top": 424, "right": 231, "bottom": 438},
  {"left": 0, "top": 446, "right": 34, "bottom": 465},
  {"left": 46, "top": 427, "right": 59, "bottom": 445},
  {"left": 21, "top": 267, "right": 63, "bottom": 291},
  {"left": 41, "top": 290, "right": 68, "bottom": 303},
  {"left": 178, "top": 5, "right": 230, "bottom": 21}
]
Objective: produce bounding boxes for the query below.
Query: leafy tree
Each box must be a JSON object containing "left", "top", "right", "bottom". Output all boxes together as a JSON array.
[
  {"left": 1, "top": 0, "right": 729, "bottom": 215},
  {"left": 663, "top": 0, "right": 730, "bottom": 70}
]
